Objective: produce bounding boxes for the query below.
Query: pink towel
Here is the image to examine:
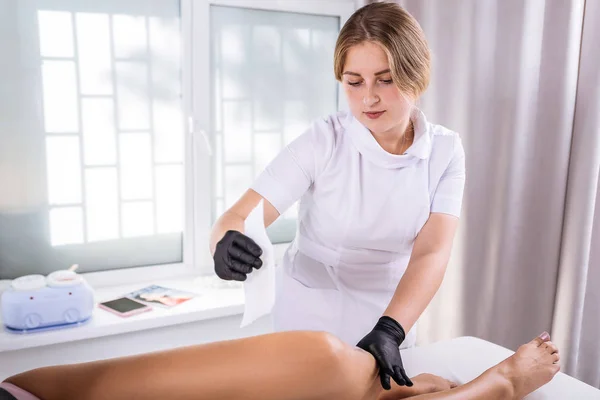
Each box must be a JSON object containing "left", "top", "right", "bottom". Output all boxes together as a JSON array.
[{"left": 0, "top": 382, "right": 40, "bottom": 400}]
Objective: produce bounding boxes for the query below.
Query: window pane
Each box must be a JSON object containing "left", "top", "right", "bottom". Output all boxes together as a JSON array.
[
  {"left": 222, "top": 101, "right": 252, "bottom": 162},
  {"left": 253, "top": 65, "right": 283, "bottom": 132},
  {"left": 120, "top": 133, "right": 153, "bottom": 200},
  {"left": 122, "top": 201, "right": 154, "bottom": 237},
  {"left": 76, "top": 13, "right": 113, "bottom": 95},
  {"left": 220, "top": 24, "right": 250, "bottom": 99},
  {"left": 46, "top": 136, "right": 82, "bottom": 205},
  {"left": 113, "top": 15, "right": 148, "bottom": 59},
  {"left": 225, "top": 166, "right": 252, "bottom": 209},
  {"left": 156, "top": 165, "right": 183, "bottom": 233},
  {"left": 85, "top": 168, "right": 119, "bottom": 241},
  {"left": 149, "top": 16, "right": 183, "bottom": 163},
  {"left": 42, "top": 60, "right": 79, "bottom": 133},
  {"left": 37, "top": 10, "right": 74, "bottom": 58},
  {"left": 0, "top": 0, "right": 184, "bottom": 279},
  {"left": 252, "top": 25, "right": 281, "bottom": 65},
  {"left": 312, "top": 29, "right": 339, "bottom": 112},
  {"left": 211, "top": 6, "right": 339, "bottom": 243},
  {"left": 220, "top": 23, "right": 246, "bottom": 64},
  {"left": 116, "top": 61, "right": 150, "bottom": 131},
  {"left": 149, "top": 16, "right": 180, "bottom": 62},
  {"left": 50, "top": 207, "right": 83, "bottom": 246},
  {"left": 81, "top": 98, "right": 117, "bottom": 166},
  {"left": 153, "top": 100, "right": 183, "bottom": 163},
  {"left": 283, "top": 28, "right": 310, "bottom": 75},
  {"left": 254, "top": 133, "right": 281, "bottom": 175},
  {"left": 284, "top": 100, "right": 311, "bottom": 145}
]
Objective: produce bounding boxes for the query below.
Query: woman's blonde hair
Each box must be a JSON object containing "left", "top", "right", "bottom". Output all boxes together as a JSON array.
[{"left": 333, "top": 2, "right": 431, "bottom": 98}]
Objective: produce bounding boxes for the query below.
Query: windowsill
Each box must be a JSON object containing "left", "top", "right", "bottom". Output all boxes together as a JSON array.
[
  {"left": 0, "top": 275, "right": 246, "bottom": 353},
  {"left": 0, "top": 242, "right": 290, "bottom": 353}
]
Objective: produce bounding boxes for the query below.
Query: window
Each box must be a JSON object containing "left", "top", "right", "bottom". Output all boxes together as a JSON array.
[
  {"left": 0, "top": 0, "right": 189, "bottom": 279},
  {"left": 195, "top": 0, "right": 352, "bottom": 248},
  {"left": 0, "top": 0, "right": 352, "bottom": 280}
]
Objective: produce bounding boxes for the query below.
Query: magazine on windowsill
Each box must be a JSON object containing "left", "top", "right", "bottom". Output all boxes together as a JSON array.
[{"left": 125, "top": 285, "right": 199, "bottom": 308}]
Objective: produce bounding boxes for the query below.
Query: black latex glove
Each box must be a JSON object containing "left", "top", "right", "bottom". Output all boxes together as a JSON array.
[
  {"left": 357, "top": 316, "right": 413, "bottom": 390},
  {"left": 213, "top": 230, "right": 263, "bottom": 281}
]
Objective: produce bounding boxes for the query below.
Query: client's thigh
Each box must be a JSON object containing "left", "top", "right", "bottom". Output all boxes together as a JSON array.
[{"left": 5, "top": 331, "right": 382, "bottom": 400}]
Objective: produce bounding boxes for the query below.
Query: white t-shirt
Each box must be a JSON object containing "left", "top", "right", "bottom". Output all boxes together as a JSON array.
[{"left": 252, "top": 108, "right": 465, "bottom": 270}]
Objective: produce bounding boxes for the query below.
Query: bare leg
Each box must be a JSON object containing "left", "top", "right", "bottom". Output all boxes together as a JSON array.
[
  {"left": 3, "top": 332, "right": 559, "bottom": 400},
  {"left": 379, "top": 334, "right": 560, "bottom": 400},
  {"left": 492, "top": 335, "right": 560, "bottom": 399},
  {"left": 5, "top": 331, "right": 382, "bottom": 400}
]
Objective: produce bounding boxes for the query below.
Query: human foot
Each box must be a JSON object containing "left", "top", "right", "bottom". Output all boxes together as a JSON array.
[{"left": 493, "top": 332, "right": 560, "bottom": 399}]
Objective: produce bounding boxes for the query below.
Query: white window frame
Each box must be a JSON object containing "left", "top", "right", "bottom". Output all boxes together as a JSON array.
[{"left": 190, "top": 0, "right": 354, "bottom": 275}]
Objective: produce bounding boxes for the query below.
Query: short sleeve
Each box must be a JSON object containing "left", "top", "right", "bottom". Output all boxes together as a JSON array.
[
  {"left": 251, "top": 118, "right": 335, "bottom": 215},
  {"left": 430, "top": 136, "right": 466, "bottom": 217}
]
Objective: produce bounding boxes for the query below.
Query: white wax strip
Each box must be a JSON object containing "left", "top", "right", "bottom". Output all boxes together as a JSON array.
[{"left": 240, "top": 200, "right": 276, "bottom": 328}]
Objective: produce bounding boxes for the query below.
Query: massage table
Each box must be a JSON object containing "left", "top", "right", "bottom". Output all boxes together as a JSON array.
[{"left": 401, "top": 336, "right": 600, "bottom": 399}]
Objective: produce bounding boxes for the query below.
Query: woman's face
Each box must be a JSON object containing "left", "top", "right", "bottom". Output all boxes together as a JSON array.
[{"left": 341, "top": 41, "right": 414, "bottom": 135}]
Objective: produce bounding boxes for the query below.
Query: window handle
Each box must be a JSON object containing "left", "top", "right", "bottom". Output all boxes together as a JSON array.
[{"left": 188, "top": 117, "right": 212, "bottom": 156}]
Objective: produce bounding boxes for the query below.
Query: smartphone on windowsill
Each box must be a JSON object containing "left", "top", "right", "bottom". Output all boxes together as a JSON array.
[{"left": 98, "top": 297, "right": 152, "bottom": 318}]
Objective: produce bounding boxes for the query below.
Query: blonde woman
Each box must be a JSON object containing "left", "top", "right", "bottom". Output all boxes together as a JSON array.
[
  {"left": 1, "top": 330, "right": 560, "bottom": 399},
  {"left": 211, "top": 2, "right": 465, "bottom": 389}
]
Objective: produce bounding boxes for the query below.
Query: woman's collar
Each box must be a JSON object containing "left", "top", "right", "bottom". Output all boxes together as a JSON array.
[{"left": 346, "top": 108, "right": 432, "bottom": 169}]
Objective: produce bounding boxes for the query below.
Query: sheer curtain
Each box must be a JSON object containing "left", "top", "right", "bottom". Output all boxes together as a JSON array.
[
  {"left": 552, "top": 0, "right": 600, "bottom": 387},
  {"left": 355, "top": 0, "right": 600, "bottom": 386}
]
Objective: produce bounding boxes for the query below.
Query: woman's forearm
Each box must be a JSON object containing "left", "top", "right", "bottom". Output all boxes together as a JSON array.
[
  {"left": 209, "top": 210, "right": 245, "bottom": 255},
  {"left": 384, "top": 252, "right": 448, "bottom": 332},
  {"left": 209, "top": 189, "right": 280, "bottom": 256}
]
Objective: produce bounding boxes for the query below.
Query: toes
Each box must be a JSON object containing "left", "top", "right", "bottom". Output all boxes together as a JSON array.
[
  {"left": 533, "top": 332, "right": 551, "bottom": 347},
  {"left": 532, "top": 338, "right": 545, "bottom": 347},
  {"left": 541, "top": 349, "right": 558, "bottom": 364},
  {"left": 540, "top": 342, "right": 560, "bottom": 364},
  {"left": 540, "top": 341, "right": 559, "bottom": 355},
  {"left": 544, "top": 341, "right": 559, "bottom": 355},
  {"left": 552, "top": 352, "right": 560, "bottom": 363}
]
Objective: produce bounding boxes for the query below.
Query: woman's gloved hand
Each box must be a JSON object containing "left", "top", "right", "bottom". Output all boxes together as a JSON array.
[
  {"left": 357, "top": 316, "right": 413, "bottom": 390},
  {"left": 213, "top": 230, "right": 263, "bottom": 281}
]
